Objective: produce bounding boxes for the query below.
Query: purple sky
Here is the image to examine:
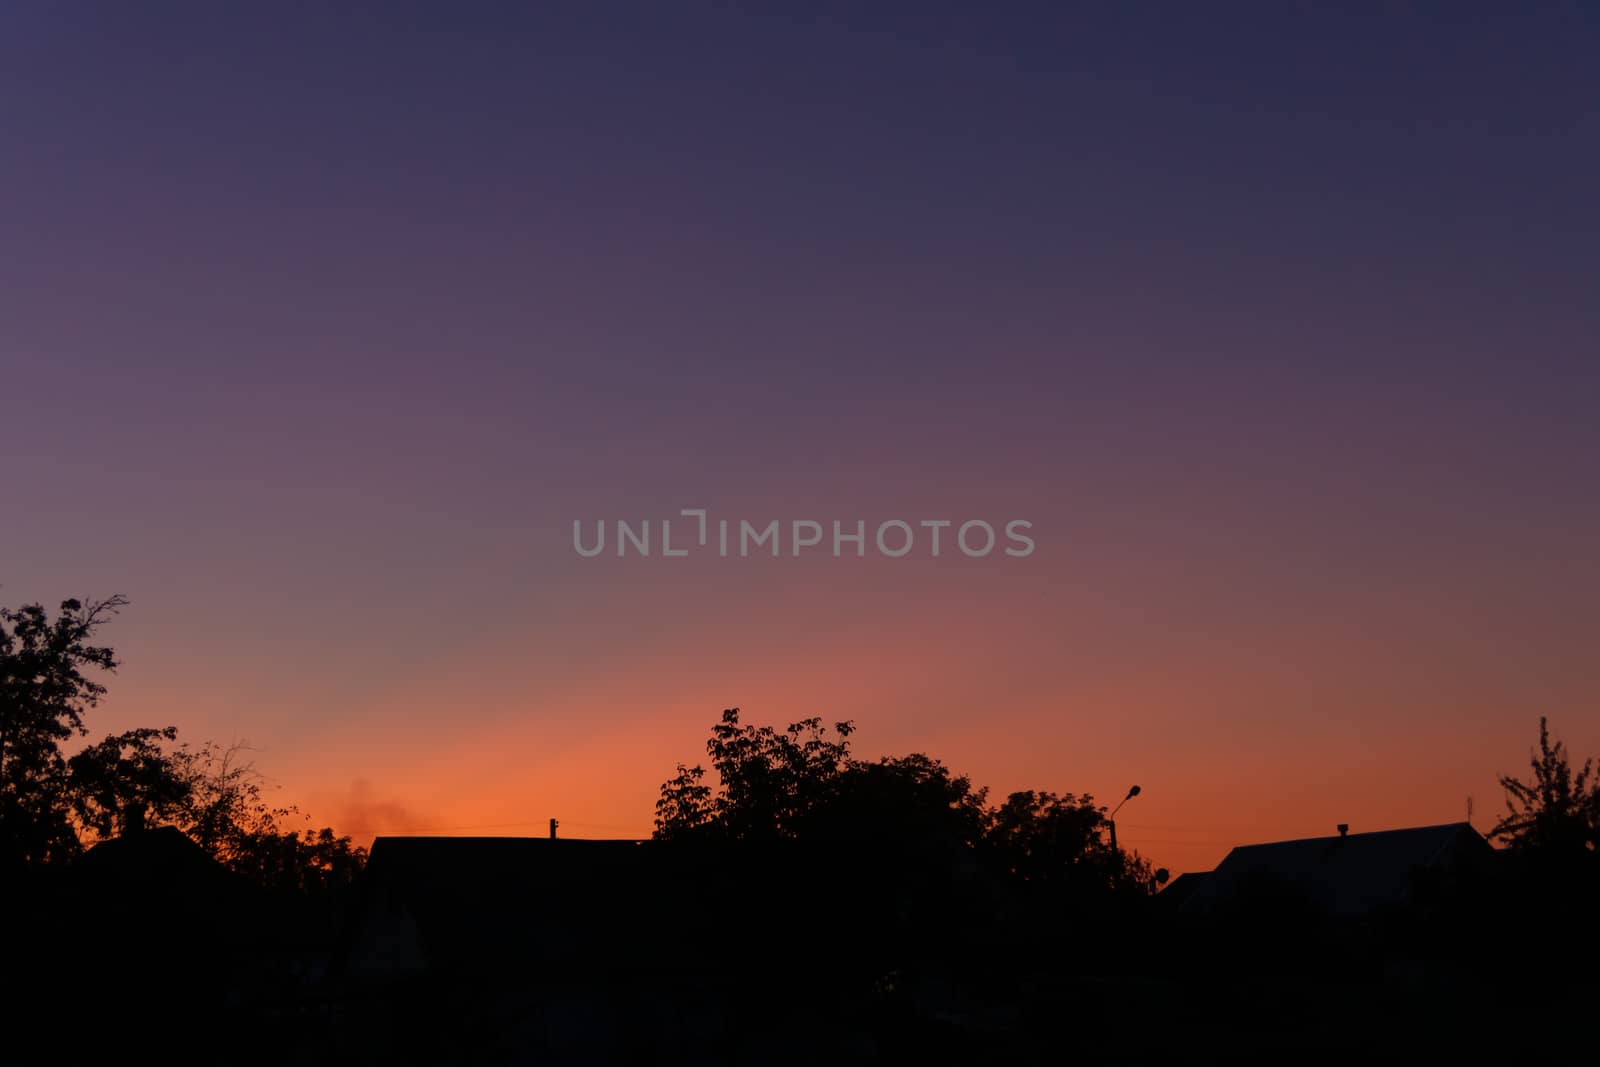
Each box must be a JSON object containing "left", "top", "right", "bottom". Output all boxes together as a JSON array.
[{"left": 3, "top": 3, "right": 1597, "bottom": 869}]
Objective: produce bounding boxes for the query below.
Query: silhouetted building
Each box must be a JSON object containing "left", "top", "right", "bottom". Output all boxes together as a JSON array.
[
  {"left": 73, "top": 824, "right": 244, "bottom": 943},
  {"left": 1177, "top": 822, "right": 1496, "bottom": 919},
  {"left": 335, "top": 833, "right": 965, "bottom": 984},
  {"left": 336, "top": 836, "right": 655, "bottom": 982},
  {"left": 1155, "top": 869, "right": 1212, "bottom": 910},
  {"left": 330, "top": 835, "right": 946, "bottom": 1059}
]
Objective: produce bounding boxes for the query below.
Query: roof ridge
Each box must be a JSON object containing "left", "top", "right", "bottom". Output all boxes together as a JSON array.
[{"left": 1224, "top": 822, "right": 1474, "bottom": 850}]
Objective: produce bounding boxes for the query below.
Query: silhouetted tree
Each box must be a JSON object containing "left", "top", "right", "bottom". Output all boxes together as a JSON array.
[
  {"left": 227, "top": 823, "right": 367, "bottom": 896},
  {"left": 986, "top": 789, "right": 1151, "bottom": 898},
  {"left": 1490, "top": 717, "right": 1600, "bottom": 855},
  {"left": 654, "top": 710, "right": 1152, "bottom": 901},
  {"left": 67, "top": 725, "right": 191, "bottom": 840},
  {"left": 654, "top": 707, "right": 855, "bottom": 840},
  {"left": 169, "top": 739, "right": 366, "bottom": 893},
  {"left": 653, "top": 762, "right": 714, "bottom": 840},
  {"left": 0, "top": 595, "right": 127, "bottom": 865},
  {"left": 173, "top": 739, "right": 290, "bottom": 859},
  {"left": 1, "top": 594, "right": 364, "bottom": 891},
  {"left": 808, "top": 753, "right": 995, "bottom": 938},
  {"left": 811, "top": 753, "right": 989, "bottom": 851},
  {"left": 1480, "top": 718, "right": 1600, "bottom": 984}
]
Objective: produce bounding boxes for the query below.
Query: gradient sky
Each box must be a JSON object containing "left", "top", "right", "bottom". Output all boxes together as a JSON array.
[{"left": 3, "top": 3, "right": 1597, "bottom": 875}]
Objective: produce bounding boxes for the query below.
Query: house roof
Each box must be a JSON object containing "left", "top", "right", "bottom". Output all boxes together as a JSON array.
[
  {"left": 337, "top": 834, "right": 981, "bottom": 982},
  {"left": 344, "top": 837, "right": 657, "bottom": 975},
  {"left": 1177, "top": 822, "right": 1495, "bottom": 918},
  {"left": 75, "top": 825, "right": 240, "bottom": 911},
  {"left": 69, "top": 827, "right": 249, "bottom": 955},
  {"left": 1156, "top": 870, "right": 1213, "bottom": 908}
]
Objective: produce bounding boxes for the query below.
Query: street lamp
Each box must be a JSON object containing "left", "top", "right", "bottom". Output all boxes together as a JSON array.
[{"left": 1107, "top": 784, "right": 1140, "bottom": 852}]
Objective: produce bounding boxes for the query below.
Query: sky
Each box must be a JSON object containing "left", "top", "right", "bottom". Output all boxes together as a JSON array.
[{"left": 2, "top": 2, "right": 1597, "bottom": 875}]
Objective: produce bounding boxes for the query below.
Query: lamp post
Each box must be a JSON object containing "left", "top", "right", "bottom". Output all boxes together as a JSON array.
[{"left": 1108, "top": 784, "right": 1140, "bottom": 852}]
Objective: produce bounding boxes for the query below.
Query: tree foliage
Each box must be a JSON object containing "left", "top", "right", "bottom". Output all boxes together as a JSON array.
[
  {"left": 68, "top": 725, "right": 191, "bottom": 839},
  {"left": 987, "top": 789, "right": 1153, "bottom": 897},
  {"left": 655, "top": 707, "right": 855, "bottom": 840},
  {"left": 1490, "top": 716, "right": 1599, "bottom": 855},
  {"left": 654, "top": 708, "right": 1151, "bottom": 905},
  {"left": 1, "top": 595, "right": 364, "bottom": 891},
  {"left": 653, "top": 762, "right": 713, "bottom": 841},
  {"left": 817, "top": 752, "right": 989, "bottom": 850},
  {"left": 1, "top": 596, "right": 128, "bottom": 865},
  {"left": 172, "top": 739, "right": 366, "bottom": 893}
]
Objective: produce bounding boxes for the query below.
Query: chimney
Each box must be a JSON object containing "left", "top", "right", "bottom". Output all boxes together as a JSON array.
[
  {"left": 1337, "top": 823, "right": 1349, "bottom": 838},
  {"left": 549, "top": 818, "right": 559, "bottom": 840}
]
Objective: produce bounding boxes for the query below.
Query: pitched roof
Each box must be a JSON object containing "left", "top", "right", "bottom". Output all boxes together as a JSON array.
[
  {"left": 1156, "top": 870, "right": 1213, "bottom": 909},
  {"left": 69, "top": 827, "right": 251, "bottom": 961},
  {"left": 341, "top": 837, "right": 655, "bottom": 976},
  {"left": 336, "top": 834, "right": 981, "bottom": 982},
  {"left": 75, "top": 825, "right": 239, "bottom": 907},
  {"left": 1177, "top": 822, "right": 1495, "bottom": 918}
]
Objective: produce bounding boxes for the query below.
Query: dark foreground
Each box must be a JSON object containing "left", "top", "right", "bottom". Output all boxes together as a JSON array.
[{"left": 6, "top": 829, "right": 1594, "bottom": 1064}]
